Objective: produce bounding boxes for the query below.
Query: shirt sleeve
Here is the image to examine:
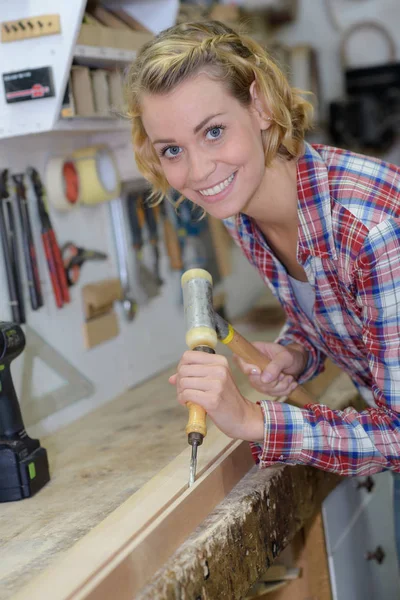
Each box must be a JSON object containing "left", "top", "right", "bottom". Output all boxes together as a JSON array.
[
  {"left": 275, "top": 319, "right": 327, "bottom": 383},
  {"left": 252, "top": 219, "right": 400, "bottom": 476}
]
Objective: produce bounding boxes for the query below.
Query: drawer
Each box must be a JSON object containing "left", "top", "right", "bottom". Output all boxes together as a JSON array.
[
  {"left": 323, "top": 472, "right": 378, "bottom": 555},
  {"left": 324, "top": 471, "right": 400, "bottom": 600}
]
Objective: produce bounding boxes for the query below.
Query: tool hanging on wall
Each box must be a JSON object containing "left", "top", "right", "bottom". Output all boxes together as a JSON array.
[
  {"left": 171, "top": 193, "right": 209, "bottom": 272},
  {"left": 109, "top": 197, "right": 137, "bottom": 322},
  {"left": 27, "top": 168, "right": 70, "bottom": 309},
  {"left": 12, "top": 173, "right": 43, "bottom": 311},
  {"left": 62, "top": 243, "right": 108, "bottom": 287},
  {"left": 126, "top": 191, "right": 160, "bottom": 299},
  {"left": 0, "top": 170, "right": 25, "bottom": 324},
  {"left": 142, "top": 200, "right": 163, "bottom": 287},
  {"left": 160, "top": 199, "right": 183, "bottom": 271}
]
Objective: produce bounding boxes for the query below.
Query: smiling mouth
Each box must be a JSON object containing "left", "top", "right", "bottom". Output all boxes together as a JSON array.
[{"left": 198, "top": 172, "right": 236, "bottom": 197}]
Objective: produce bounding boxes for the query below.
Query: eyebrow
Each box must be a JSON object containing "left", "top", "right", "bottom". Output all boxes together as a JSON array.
[{"left": 152, "top": 113, "right": 225, "bottom": 145}]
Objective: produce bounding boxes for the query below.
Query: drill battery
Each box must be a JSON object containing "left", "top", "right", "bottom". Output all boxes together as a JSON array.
[{"left": 0, "top": 435, "right": 50, "bottom": 502}]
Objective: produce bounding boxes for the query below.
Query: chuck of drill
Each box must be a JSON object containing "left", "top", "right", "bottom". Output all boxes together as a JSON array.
[
  {"left": 0, "top": 322, "right": 26, "bottom": 439},
  {"left": 0, "top": 321, "right": 50, "bottom": 502}
]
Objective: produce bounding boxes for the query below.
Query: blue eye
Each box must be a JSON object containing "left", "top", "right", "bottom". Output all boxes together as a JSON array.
[
  {"left": 163, "top": 145, "right": 182, "bottom": 158},
  {"left": 206, "top": 125, "right": 224, "bottom": 140}
]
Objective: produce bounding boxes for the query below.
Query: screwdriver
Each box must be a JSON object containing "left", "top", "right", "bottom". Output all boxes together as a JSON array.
[{"left": 181, "top": 269, "right": 218, "bottom": 487}]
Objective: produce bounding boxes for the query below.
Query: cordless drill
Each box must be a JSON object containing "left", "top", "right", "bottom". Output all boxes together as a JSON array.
[{"left": 0, "top": 322, "right": 50, "bottom": 502}]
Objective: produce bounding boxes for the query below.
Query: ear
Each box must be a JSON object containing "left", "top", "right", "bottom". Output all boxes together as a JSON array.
[{"left": 249, "top": 80, "right": 271, "bottom": 131}]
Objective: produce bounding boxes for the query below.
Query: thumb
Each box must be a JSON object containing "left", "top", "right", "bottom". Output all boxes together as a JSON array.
[
  {"left": 261, "top": 351, "right": 293, "bottom": 383},
  {"left": 169, "top": 373, "right": 177, "bottom": 385}
]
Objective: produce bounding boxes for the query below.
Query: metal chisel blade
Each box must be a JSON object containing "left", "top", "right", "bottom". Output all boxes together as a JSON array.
[{"left": 189, "top": 444, "right": 197, "bottom": 487}]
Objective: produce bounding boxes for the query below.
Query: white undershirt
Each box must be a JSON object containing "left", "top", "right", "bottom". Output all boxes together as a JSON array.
[{"left": 288, "top": 275, "right": 315, "bottom": 322}]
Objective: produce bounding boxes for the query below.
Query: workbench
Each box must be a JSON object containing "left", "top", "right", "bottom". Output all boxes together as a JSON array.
[{"left": 0, "top": 325, "right": 357, "bottom": 599}]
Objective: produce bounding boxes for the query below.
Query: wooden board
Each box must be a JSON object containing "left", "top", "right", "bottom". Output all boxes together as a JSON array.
[
  {"left": 0, "top": 322, "right": 353, "bottom": 599},
  {"left": 13, "top": 429, "right": 254, "bottom": 600}
]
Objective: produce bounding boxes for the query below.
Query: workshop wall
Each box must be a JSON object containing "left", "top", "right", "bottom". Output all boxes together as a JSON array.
[
  {"left": 273, "top": 0, "right": 400, "bottom": 164},
  {"left": 6, "top": 0, "right": 400, "bottom": 437},
  {"left": 0, "top": 129, "right": 265, "bottom": 437}
]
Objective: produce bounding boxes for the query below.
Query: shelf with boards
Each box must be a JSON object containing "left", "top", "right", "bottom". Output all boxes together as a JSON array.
[
  {"left": 53, "top": 116, "right": 131, "bottom": 133},
  {"left": 73, "top": 45, "right": 137, "bottom": 69}
]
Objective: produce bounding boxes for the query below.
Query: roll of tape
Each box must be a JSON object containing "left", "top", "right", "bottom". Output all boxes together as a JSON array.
[
  {"left": 46, "top": 157, "right": 80, "bottom": 211},
  {"left": 71, "top": 145, "right": 121, "bottom": 206}
]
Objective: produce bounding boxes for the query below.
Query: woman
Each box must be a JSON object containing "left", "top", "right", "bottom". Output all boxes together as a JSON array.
[{"left": 126, "top": 20, "right": 400, "bottom": 477}]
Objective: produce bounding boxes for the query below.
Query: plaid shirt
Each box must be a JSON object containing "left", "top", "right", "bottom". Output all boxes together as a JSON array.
[{"left": 224, "top": 143, "right": 400, "bottom": 476}]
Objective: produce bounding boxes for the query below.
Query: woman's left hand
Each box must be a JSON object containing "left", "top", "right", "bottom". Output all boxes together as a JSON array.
[{"left": 169, "top": 350, "right": 264, "bottom": 442}]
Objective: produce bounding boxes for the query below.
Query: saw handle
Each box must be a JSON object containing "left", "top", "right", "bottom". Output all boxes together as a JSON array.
[{"left": 223, "top": 328, "right": 315, "bottom": 408}]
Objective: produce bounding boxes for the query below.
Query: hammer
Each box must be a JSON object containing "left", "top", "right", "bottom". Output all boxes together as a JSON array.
[{"left": 181, "top": 268, "right": 315, "bottom": 486}]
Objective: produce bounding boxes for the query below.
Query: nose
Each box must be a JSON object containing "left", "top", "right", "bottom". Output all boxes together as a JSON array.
[{"left": 188, "top": 149, "right": 216, "bottom": 187}]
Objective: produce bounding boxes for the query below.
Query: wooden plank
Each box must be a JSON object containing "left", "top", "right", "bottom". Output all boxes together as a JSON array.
[
  {"left": 303, "top": 511, "right": 332, "bottom": 600},
  {"left": 136, "top": 465, "right": 342, "bottom": 599},
  {"left": 13, "top": 428, "right": 254, "bottom": 600},
  {"left": 0, "top": 324, "right": 353, "bottom": 599},
  {"left": 0, "top": 325, "right": 286, "bottom": 599}
]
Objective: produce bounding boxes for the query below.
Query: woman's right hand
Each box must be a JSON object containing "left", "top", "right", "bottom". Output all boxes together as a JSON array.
[{"left": 233, "top": 341, "right": 308, "bottom": 397}]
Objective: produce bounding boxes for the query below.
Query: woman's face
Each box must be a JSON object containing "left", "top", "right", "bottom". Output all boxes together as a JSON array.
[{"left": 141, "top": 73, "right": 270, "bottom": 220}]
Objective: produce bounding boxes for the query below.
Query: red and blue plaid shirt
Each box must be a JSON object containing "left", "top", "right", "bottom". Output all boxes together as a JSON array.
[{"left": 224, "top": 143, "right": 400, "bottom": 476}]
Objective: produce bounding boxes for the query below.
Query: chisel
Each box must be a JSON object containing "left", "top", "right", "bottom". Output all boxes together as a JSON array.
[{"left": 181, "top": 269, "right": 218, "bottom": 487}]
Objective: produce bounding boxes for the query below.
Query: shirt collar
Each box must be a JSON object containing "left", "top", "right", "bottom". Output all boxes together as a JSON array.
[
  {"left": 296, "top": 142, "right": 337, "bottom": 260},
  {"left": 234, "top": 142, "right": 337, "bottom": 261}
]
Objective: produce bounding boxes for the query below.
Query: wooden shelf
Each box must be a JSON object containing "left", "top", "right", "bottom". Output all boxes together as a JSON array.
[
  {"left": 74, "top": 44, "right": 137, "bottom": 68},
  {"left": 54, "top": 116, "right": 131, "bottom": 133}
]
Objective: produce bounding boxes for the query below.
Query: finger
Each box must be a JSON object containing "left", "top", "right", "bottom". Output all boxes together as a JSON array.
[
  {"left": 169, "top": 373, "right": 177, "bottom": 385},
  {"left": 232, "top": 354, "right": 261, "bottom": 375},
  {"left": 180, "top": 350, "right": 228, "bottom": 367},
  {"left": 177, "top": 364, "right": 226, "bottom": 379},
  {"left": 232, "top": 355, "right": 261, "bottom": 375},
  {"left": 179, "top": 377, "right": 220, "bottom": 393},
  {"left": 177, "top": 389, "right": 210, "bottom": 408},
  {"left": 248, "top": 374, "right": 295, "bottom": 396},
  {"left": 261, "top": 352, "right": 293, "bottom": 383},
  {"left": 268, "top": 374, "right": 293, "bottom": 390}
]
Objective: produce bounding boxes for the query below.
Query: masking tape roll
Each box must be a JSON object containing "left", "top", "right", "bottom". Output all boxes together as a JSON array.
[
  {"left": 45, "top": 157, "right": 80, "bottom": 211},
  {"left": 71, "top": 145, "right": 121, "bottom": 206}
]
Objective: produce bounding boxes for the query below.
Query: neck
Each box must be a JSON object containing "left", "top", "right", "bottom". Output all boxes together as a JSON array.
[{"left": 243, "top": 155, "right": 298, "bottom": 232}]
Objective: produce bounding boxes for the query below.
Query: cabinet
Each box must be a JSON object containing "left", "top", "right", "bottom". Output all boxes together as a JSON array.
[{"left": 323, "top": 471, "right": 400, "bottom": 600}]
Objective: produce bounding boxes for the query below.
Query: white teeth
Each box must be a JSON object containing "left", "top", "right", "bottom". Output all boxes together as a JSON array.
[{"left": 199, "top": 173, "right": 235, "bottom": 196}]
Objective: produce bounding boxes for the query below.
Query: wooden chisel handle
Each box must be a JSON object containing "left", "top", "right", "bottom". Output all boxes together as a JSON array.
[
  {"left": 222, "top": 327, "right": 315, "bottom": 407},
  {"left": 186, "top": 402, "right": 207, "bottom": 437}
]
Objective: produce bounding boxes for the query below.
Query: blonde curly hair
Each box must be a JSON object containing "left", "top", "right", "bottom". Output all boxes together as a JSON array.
[{"left": 125, "top": 20, "right": 313, "bottom": 203}]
